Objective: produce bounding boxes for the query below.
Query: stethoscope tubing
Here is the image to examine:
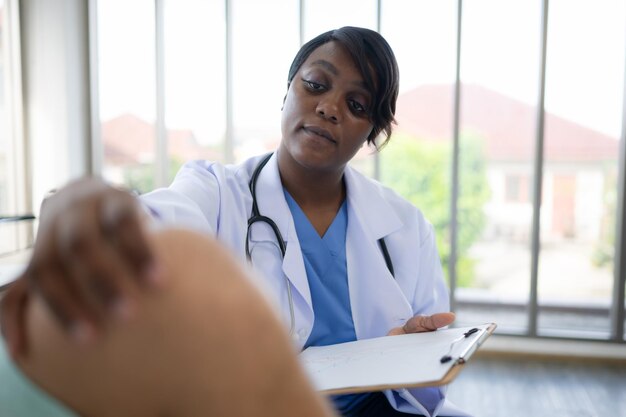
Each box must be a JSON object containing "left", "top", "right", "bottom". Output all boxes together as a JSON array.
[
  {"left": 246, "top": 153, "right": 296, "bottom": 337},
  {"left": 244, "top": 152, "right": 395, "bottom": 340}
]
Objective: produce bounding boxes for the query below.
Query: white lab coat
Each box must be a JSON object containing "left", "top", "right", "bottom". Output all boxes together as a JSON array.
[{"left": 141, "top": 153, "right": 470, "bottom": 417}]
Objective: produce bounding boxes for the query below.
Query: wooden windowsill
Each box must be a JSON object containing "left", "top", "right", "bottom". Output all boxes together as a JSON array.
[{"left": 477, "top": 334, "right": 626, "bottom": 364}]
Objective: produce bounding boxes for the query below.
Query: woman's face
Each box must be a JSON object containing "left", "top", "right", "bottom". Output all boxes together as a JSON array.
[{"left": 280, "top": 41, "right": 374, "bottom": 174}]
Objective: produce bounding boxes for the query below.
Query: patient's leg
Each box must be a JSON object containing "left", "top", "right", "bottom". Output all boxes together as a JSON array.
[{"left": 15, "top": 229, "right": 334, "bottom": 417}]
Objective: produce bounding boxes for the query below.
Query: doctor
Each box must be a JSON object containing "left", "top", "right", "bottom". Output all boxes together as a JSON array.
[{"left": 2, "top": 27, "right": 467, "bottom": 417}]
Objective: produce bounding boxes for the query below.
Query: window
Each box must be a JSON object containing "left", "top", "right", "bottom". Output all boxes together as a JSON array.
[
  {"left": 97, "top": 0, "right": 157, "bottom": 194},
  {"left": 232, "top": 0, "right": 299, "bottom": 163},
  {"left": 505, "top": 174, "right": 530, "bottom": 203},
  {"left": 380, "top": 0, "right": 457, "bottom": 283},
  {"left": 90, "top": 0, "right": 626, "bottom": 342},
  {"left": 538, "top": 0, "right": 625, "bottom": 338},
  {"left": 163, "top": 0, "right": 226, "bottom": 174},
  {"left": 0, "top": 0, "right": 31, "bottom": 257}
]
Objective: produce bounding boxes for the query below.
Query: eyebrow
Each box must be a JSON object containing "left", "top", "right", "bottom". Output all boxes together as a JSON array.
[
  {"left": 311, "top": 59, "right": 370, "bottom": 93},
  {"left": 311, "top": 59, "right": 338, "bottom": 75}
]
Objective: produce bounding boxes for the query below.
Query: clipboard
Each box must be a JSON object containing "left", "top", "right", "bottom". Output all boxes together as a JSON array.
[{"left": 299, "top": 323, "right": 496, "bottom": 395}]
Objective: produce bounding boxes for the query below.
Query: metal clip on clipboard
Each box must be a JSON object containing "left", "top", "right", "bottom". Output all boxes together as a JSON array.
[{"left": 440, "top": 327, "right": 489, "bottom": 364}]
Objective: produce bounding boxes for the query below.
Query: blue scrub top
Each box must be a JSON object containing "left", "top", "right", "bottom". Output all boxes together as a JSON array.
[{"left": 284, "top": 190, "right": 371, "bottom": 413}]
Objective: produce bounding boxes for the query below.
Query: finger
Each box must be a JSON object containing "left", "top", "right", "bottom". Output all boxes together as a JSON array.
[
  {"left": 65, "top": 258, "right": 134, "bottom": 321},
  {"left": 89, "top": 269, "right": 135, "bottom": 320},
  {"left": 56, "top": 207, "right": 114, "bottom": 314},
  {"left": 32, "top": 263, "right": 99, "bottom": 344},
  {"left": 55, "top": 194, "right": 140, "bottom": 321},
  {"left": 100, "top": 197, "right": 162, "bottom": 286},
  {"left": 386, "top": 326, "right": 405, "bottom": 336},
  {"left": 431, "top": 312, "right": 456, "bottom": 328},
  {"left": 76, "top": 245, "right": 137, "bottom": 320},
  {"left": 0, "top": 278, "right": 30, "bottom": 358},
  {"left": 61, "top": 224, "right": 132, "bottom": 317},
  {"left": 403, "top": 312, "right": 456, "bottom": 334}
]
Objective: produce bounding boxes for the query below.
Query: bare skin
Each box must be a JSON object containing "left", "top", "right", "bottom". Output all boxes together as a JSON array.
[
  {"left": 5, "top": 229, "right": 335, "bottom": 417},
  {"left": 0, "top": 178, "right": 160, "bottom": 357},
  {"left": 387, "top": 312, "right": 456, "bottom": 336}
]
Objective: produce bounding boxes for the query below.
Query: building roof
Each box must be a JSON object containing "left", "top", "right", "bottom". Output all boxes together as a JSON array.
[
  {"left": 395, "top": 84, "right": 619, "bottom": 163},
  {"left": 102, "top": 114, "right": 218, "bottom": 166}
]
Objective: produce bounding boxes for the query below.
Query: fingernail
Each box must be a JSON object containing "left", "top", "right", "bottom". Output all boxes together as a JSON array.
[
  {"left": 111, "top": 297, "right": 134, "bottom": 320},
  {"left": 70, "top": 322, "right": 96, "bottom": 345}
]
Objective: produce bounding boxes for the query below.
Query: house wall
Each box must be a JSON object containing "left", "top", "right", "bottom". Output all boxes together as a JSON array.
[{"left": 484, "top": 162, "right": 605, "bottom": 243}]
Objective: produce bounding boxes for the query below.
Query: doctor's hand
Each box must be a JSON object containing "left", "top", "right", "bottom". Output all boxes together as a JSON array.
[
  {"left": 387, "top": 312, "right": 456, "bottom": 336},
  {"left": 0, "top": 177, "right": 161, "bottom": 357}
]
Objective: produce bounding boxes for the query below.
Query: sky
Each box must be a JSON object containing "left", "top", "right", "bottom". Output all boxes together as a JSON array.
[{"left": 97, "top": 0, "right": 626, "bottom": 144}]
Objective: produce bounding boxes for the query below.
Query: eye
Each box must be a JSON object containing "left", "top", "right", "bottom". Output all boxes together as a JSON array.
[
  {"left": 302, "top": 78, "right": 326, "bottom": 92},
  {"left": 348, "top": 99, "right": 368, "bottom": 115}
]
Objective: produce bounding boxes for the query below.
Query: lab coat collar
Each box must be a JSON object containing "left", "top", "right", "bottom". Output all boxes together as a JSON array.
[
  {"left": 248, "top": 153, "right": 313, "bottom": 313},
  {"left": 344, "top": 165, "right": 411, "bottom": 340},
  {"left": 248, "top": 157, "right": 404, "bottom": 243},
  {"left": 343, "top": 165, "right": 403, "bottom": 240},
  {"left": 248, "top": 153, "right": 292, "bottom": 244}
]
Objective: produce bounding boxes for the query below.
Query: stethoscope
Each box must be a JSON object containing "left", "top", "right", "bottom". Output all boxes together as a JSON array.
[{"left": 244, "top": 152, "right": 395, "bottom": 338}]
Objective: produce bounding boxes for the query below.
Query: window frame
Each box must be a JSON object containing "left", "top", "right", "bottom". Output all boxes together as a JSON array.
[
  {"left": 88, "top": 0, "right": 626, "bottom": 343},
  {"left": 0, "top": 0, "right": 32, "bottom": 257}
]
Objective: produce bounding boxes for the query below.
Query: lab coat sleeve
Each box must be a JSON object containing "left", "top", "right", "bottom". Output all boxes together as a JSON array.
[{"left": 139, "top": 161, "right": 221, "bottom": 235}]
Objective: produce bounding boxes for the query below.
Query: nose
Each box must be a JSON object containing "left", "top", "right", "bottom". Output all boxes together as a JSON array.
[{"left": 316, "top": 95, "right": 341, "bottom": 123}]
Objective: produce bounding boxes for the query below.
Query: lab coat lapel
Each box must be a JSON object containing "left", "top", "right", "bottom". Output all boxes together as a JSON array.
[
  {"left": 249, "top": 153, "right": 313, "bottom": 311},
  {"left": 344, "top": 167, "right": 414, "bottom": 339}
]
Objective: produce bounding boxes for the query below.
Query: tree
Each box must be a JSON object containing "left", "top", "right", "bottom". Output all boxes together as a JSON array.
[
  {"left": 123, "top": 157, "right": 185, "bottom": 195},
  {"left": 592, "top": 164, "right": 617, "bottom": 268},
  {"left": 380, "top": 133, "right": 490, "bottom": 287}
]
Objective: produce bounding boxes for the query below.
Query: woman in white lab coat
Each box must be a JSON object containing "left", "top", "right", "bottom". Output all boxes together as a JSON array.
[
  {"left": 2, "top": 27, "right": 468, "bottom": 417},
  {"left": 141, "top": 153, "right": 464, "bottom": 417}
]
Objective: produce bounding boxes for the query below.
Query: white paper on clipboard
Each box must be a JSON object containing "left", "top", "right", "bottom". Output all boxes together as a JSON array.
[{"left": 299, "top": 323, "right": 496, "bottom": 395}]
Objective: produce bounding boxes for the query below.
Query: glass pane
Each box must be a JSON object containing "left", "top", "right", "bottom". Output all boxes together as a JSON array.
[
  {"left": 0, "top": 0, "right": 7, "bottom": 209},
  {"left": 98, "top": 0, "right": 157, "bottom": 194},
  {"left": 380, "top": 0, "right": 457, "bottom": 282},
  {"left": 303, "top": 0, "right": 377, "bottom": 42},
  {"left": 538, "top": 0, "right": 625, "bottom": 338},
  {"left": 231, "top": 0, "right": 299, "bottom": 163},
  {"left": 164, "top": 0, "right": 226, "bottom": 178},
  {"left": 0, "top": 0, "right": 13, "bottom": 254},
  {"left": 0, "top": 0, "right": 31, "bottom": 262},
  {"left": 0, "top": 0, "right": 17, "bottom": 254},
  {"left": 456, "top": 0, "right": 542, "bottom": 333}
]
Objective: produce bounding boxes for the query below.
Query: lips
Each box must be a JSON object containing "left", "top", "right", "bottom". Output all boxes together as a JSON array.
[{"left": 303, "top": 125, "right": 336, "bottom": 143}]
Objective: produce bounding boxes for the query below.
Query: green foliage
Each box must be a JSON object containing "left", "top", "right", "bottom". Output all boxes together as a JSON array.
[
  {"left": 123, "top": 164, "right": 154, "bottom": 195},
  {"left": 380, "top": 133, "right": 490, "bottom": 287},
  {"left": 123, "top": 157, "right": 185, "bottom": 195},
  {"left": 591, "top": 165, "right": 617, "bottom": 268}
]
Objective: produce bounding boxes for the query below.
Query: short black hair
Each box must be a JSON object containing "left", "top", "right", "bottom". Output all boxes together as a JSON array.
[{"left": 287, "top": 26, "right": 400, "bottom": 148}]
